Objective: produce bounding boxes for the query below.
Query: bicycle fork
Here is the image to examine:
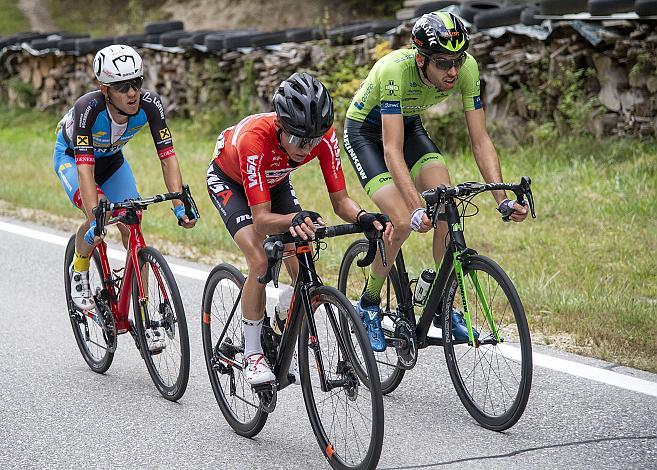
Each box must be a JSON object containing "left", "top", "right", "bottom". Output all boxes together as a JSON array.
[
  {"left": 305, "top": 289, "right": 357, "bottom": 393},
  {"left": 453, "top": 251, "right": 501, "bottom": 345}
]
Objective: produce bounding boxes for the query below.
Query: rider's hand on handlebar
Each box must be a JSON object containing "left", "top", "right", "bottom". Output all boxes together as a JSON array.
[
  {"left": 497, "top": 199, "right": 528, "bottom": 223},
  {"left": 173, "top": 203, "right": 197, "bottom": 229},
  {"left": 83, "top": 219, "right": 103, "bottom": 245},
  {"left": 289, "top": 210, "right": 324, "bottom": 240},
  {"left": 411, "top": 207, "right": 432, "bottom": 233},
  {"left": 357, "top": 211, "right": 394, "bottom": 242}
]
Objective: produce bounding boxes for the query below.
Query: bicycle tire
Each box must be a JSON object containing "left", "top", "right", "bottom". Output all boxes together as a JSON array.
[
  {"left": 64, "top": 235, "right": 114, "bottom": 373},
  {"left": 299, "top": 286, "right": 384, "bottom": 470},
  {"left": 132, "top": 247, "right": 190, "bottom": 401},
  {"left": 443, "top": 254, "right": 532, "bottom": 431},
  {"left": 337, "top": 239, "right": 407, "bottom": 395},
  {"left": 201, "top": 264, "right": 268, "bottom": 437}
]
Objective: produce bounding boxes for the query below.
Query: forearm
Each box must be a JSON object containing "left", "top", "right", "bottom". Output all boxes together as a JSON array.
[
  {"left": 471, "top": 137, "right": 506, "bottom": 203},
  {"left": 331, "top": 196, "right": 361, "bottom": 224},
  {"left": 253, "top": 212, "right": 296, "bottom": 235},
  {"left": 160, "top": 157, "right": 183, "bottom": 205}
]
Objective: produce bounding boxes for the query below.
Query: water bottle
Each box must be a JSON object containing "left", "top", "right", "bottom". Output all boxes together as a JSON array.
[
  {"left": 414, "top": 269, "right": 436, "bottom": 305},
  {"left": 273, "top": 286, "right": 293, "bottom": 336}
]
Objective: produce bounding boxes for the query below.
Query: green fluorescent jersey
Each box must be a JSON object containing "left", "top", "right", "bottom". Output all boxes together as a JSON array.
[{"left": 346, "top": 48, "right": 482, "bottom": 127}]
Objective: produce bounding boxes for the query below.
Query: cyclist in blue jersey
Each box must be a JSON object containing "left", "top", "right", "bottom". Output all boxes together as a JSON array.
[
  {"left": 53, "top": 45, "right": 196, "bottom": 335},
  {"left": 344, "top": 12, "right": 528, "bottom": 351}
]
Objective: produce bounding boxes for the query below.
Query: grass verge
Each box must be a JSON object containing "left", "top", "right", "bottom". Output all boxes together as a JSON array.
[{"left": 1, "top": 106, "right": 655, "bottom": 373}]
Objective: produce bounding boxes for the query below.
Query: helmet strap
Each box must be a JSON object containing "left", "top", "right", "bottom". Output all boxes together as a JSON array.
[{"left": 417, "top": 53, "right": 431, "bottom": 84}]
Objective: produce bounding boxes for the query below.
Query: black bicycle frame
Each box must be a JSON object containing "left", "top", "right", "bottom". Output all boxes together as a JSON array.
[
  {"left": 391, "top": 199, "right": 469, "bottom": 348},
  {"left": 215, "top": 239, "right": 354, "bottom": 392}
]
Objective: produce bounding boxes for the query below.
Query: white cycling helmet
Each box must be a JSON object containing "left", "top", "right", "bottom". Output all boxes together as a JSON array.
[{"left": 93, "top": 45, "right": 143, "bottom": 84}]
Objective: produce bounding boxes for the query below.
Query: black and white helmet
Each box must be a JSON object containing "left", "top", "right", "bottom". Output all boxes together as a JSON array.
[
  {"left": 93, "top": 45, "right": 143, "bottom": 84},
  {"left": 272, "top": 72, "right": 333, "bottom": 138}
]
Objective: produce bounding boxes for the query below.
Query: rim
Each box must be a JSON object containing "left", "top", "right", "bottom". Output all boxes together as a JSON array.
[
  {"left": 305, "top": 294, "right": 377, "bottom": 468},
  {"left": 448, "top": 268, "right": 526, "bottom": 419},
  {"left": 209, "top": 275, "right": 261, "bottom": 423}
]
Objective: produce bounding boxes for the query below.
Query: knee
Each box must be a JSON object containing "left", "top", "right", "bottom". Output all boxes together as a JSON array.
[
  {"left": 390, "top": 218, "right": 412, "bottom": 242},
  {"left": 245, "top": 250, "right": 268, "bottom": 277}
]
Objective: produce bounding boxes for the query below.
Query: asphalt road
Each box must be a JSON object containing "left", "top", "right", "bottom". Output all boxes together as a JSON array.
[{"left": 1, "top": 218, "right": 656, "bottom": 469}]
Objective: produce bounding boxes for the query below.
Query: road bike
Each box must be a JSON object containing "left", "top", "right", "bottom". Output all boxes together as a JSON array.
[
  {"left": 63, "top": 185, "right": 199, "bottom": 401},
  {"left": 202, "top": 223, "right": 385, "bottom": 470},
  {"left": 338, "top": 177, "right": 536, "bottom": 431}
]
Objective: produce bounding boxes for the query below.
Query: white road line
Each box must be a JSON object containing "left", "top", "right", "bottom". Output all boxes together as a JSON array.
[{"left": 2, "top": 219, "right": 657, "bottom": 397}]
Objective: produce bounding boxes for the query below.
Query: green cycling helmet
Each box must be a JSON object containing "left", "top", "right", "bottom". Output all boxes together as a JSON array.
[{"left": 411, "top": 11, "right": 469, "bottom": 56}]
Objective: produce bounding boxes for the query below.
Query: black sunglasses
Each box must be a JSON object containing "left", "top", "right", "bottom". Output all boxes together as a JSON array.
[
  {"left": 109, "top": 76, "right": 144, "bottom": 93},
  {"left": 430, "top": 54, "right": 466, "bottom": 71}
]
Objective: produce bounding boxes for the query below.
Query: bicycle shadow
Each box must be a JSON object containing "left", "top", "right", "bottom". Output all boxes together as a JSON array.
[{"left": 378, "top": 434, "right": 657, "bottom": 469}]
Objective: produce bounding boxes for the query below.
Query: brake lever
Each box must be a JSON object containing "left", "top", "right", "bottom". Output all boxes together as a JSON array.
[
  {"left": 377, "top": 238, "right": 388, "bottom": 268},
  {"left": 257, "top": 240, "right": 284, "bottom": 286},
  {"left": 93, "top": 199, "right": 109, "bottom": 237}
]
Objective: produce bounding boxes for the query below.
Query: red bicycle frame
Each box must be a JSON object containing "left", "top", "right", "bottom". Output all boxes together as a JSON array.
[{"left": 94, "top": 222, "right": 164, "bottom": 334}]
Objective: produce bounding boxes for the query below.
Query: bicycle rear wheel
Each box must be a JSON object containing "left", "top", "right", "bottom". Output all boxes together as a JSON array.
[
  {"left": 64, "top": 235, "right": 114, "bottom": 373},
  {"left": 132, "top": 247, "right": 190, "bottom": 401},
  {"left": 443, "top": 254, "right": 532, "bottom": 431},
  {"left": 338, "top": 239, "right": 406, "bottom": 394},
  {"left": 299, "top": 286, "right": 384, "bottom": 470},
  {"left": 201, "top": 264, "right": 267, "bottom": 437}
]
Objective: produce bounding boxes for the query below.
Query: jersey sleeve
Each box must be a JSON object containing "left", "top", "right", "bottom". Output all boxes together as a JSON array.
[
  {"left": 236, "top": 131, "right": 272, "bottom": 206},
  {"left": 71, "top": 97, "right": 99, "bottom": 166},
  {"left": 458, "top": 54, "right": 483, "bottom": 112},
  {"left": 377, "top": 59, "right": 406, "bottom": 116},
  {"left": 141, "top": 90, "right": 176, "bottom": 160},
  {"left": 317, "top": 128, "right": 347, "bottom": 193}
]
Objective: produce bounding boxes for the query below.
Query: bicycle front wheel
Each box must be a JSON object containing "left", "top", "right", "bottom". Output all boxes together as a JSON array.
[
  {"left": 338, "top": 238, "right": 407, "bottom": 395},
  {"left": 64, "top": 235, "right": 114, "bottom": 373},
  {"left": 443, "top": 254, "right": 532, "bottom": 431},
  {"left": 299, "top": 286, "right": 384, "bottom": 470},
  {"left": 132, "top": 247, "right": 190, "bottom": 401},
  {"left": 201, "top": 264, "right": 267, "bottom": 437}
]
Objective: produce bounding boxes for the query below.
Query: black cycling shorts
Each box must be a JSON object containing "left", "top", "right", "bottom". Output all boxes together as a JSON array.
[
  {"left": 343, "top": 115, "right": 445, "bottom": 197},
  {"left": 206, "top": 162, "right": 302, "bottom": 238}
]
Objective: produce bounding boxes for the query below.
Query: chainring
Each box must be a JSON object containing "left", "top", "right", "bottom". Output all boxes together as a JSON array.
[{"left": 394, "top": 318, "right": 417, "bottom": 369}]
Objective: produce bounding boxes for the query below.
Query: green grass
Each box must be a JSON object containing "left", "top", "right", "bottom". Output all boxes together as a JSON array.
[
  {"left": 0, "top": 0, "right": 29, "bottom": 34},
  {"left": 1, "top": 106, "right": 656, "bottom": 373}
]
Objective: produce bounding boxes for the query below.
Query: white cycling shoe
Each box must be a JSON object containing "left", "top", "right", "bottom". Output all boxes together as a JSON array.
[
  {"left": 244, "top": 353, "right": 276, "bottom": 386},
  {"left": 144, "top": 327, "right": 166, "bottom": 353},
  {"left": 70, "top": 270, "right": 95, "bottom": 311}
]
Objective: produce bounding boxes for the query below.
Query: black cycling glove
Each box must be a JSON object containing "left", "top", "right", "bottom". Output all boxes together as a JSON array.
[
  {"left": 357, "top": 211, "right": 391, "bottom": 239},
  {"left": 291, "top": 210, "right": 322, "bottom": 228}
]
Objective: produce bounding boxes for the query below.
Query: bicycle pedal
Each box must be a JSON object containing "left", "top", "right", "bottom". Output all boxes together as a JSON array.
[
  {"left": 252, "top": 381, "right": 277, "bottom": 393},
  {"left": 386, "top": 337, "right": 407, "bottom": 349}
]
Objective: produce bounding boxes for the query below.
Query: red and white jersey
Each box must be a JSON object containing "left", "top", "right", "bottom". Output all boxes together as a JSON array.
[{"left": 212, "top": 113, "right": 346, "bottom": 206}]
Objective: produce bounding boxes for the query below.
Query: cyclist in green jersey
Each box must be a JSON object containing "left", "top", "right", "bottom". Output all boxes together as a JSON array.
[{"left": 343, "top": 11, "right": 528, "bottom": 351}]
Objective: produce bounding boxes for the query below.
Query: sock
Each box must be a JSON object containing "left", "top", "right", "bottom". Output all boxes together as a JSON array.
[
  {"left": 73, "top": 252, "right": 91, "bottom": 272},
  {"left": 362, "top": 270, "right": 386, "bottom": 307},
  {"left": 242, "top": 316, "right": 264, "bottom": 359}
]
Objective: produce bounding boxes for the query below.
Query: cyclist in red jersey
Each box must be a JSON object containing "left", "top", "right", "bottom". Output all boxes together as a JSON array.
[{"left": 207, "top": 73, "right": 393, "bottom": 385}]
